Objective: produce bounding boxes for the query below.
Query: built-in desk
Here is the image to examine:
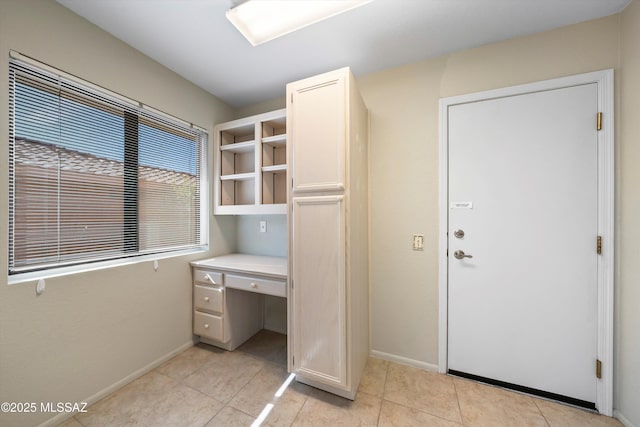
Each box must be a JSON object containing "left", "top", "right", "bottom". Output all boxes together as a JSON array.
[{"left": 190, "top": 254, "right": 287, "bottom": 350}]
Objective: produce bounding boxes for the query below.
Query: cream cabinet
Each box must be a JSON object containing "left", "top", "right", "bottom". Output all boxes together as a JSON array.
[
  {"left": 214, "top": 109, "right": 287, "bottom": 215},
  {"left": 287, "top": 67, "right": 369, "bottom": 399}
]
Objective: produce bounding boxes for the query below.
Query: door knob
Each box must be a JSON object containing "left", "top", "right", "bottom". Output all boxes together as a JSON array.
[{"left": 454, "top": 250, "right": 473, "bottom": 259}]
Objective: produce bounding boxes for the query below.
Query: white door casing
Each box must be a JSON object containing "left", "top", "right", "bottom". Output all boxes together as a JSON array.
[{"left": 438, "top": 70, "right": 614, "bottom": 415}]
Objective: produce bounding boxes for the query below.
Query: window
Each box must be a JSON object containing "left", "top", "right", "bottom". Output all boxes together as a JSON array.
[{"left": 8, "top": 56, "right": 207, "bottom": 276}]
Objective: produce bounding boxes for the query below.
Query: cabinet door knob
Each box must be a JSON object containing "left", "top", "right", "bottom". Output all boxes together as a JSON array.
[
  {"left": 204, "top": 324, "right": 209, "bottom": 329},
  {"left": 204, "top": 297, "right": 210, "bottom": 302},
  {"left": 250, "top": 282, "right": 258, "bottom": 288}
]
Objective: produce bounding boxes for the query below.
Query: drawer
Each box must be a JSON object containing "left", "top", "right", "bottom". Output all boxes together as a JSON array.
[
  {"left": 225, "top": 274, "right": 286, "bottom": 298},
  {"left": 193, "top": 311, "right": 224, "bottom": 342},
  {"left": 194, "top": 285, "right": 223, "bottom": 314},
  {"left": 193, "top": 269, "right": 223, "bottom": 285}
]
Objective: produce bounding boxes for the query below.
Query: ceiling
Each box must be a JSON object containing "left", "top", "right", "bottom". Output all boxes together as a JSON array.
[{"left": 56, "top": 0, "right": 630, "bottom": 108}]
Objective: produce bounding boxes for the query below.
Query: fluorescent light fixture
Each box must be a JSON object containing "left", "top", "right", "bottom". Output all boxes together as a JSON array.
[{"left": 226, "top": 0, "right": 372, "bottom": 46}]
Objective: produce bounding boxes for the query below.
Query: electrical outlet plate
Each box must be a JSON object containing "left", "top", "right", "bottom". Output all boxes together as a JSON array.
[
  {"left": 412, "top": 234, "right": 424, "bottom": 251},
  {"left": 260, "top": 221, "right": 267, "bottom": 233}
]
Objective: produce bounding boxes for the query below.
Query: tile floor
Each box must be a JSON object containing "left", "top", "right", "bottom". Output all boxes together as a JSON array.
[{"left": 58, "top": 330, "right": 622, "bottom": 427}]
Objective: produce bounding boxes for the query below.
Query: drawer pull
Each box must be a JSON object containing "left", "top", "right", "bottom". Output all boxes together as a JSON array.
[
  {"left": 204, "top": 297, "right": 210, "bottom": 302},
  {"left": 204, "top": 274, "right": 216, "bottom": 284},
  {"left": 204, "top": 323, "right": 209, "bottom": 329},
  {"left": 250, "top": 282, "right": 258, "bottom": 288}
]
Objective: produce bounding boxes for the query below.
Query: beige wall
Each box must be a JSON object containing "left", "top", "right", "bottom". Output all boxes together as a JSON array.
[
  {"left": 235, "top": 96, "right": 287, "bottom": 119},
  {"left": 2, "top": 1, "right": 639, "bottom": 426},
  {"left": 359, "top": 10, "right": 638, "bottom": 425},
  {"left": 618, "top": 1, "right": 640, "bottom": 425},
  {"left": 0, "top": 1, "right": 236, "bottom": 426},
  {"left": 234, "top": 13, "right": 638, "bottom": 424},
  {"left": 359, "top": 14, "right": 621, "bottom": 367}
]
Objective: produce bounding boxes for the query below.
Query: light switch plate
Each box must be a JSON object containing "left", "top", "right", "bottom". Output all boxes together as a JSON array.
[
  {"left": 412, "top": 234, "right": 424, "bottom": 251},
  {"left": 260, "top": 221, "right": 267, "bottom": 233}
]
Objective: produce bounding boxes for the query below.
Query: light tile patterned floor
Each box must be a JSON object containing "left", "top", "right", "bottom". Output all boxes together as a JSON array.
[{"left": 58, "top": 330, "right": 622, "bottom": 427}]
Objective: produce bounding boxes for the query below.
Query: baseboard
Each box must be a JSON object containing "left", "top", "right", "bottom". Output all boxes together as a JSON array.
[
  {"left": 614, "top": 410, "right": 637, "bottom": 427},
  {"left": 370, "top": 349, "right": 438, "bottom": 372},
  {"left": 263, "top": 325, "right": 287, "bottom": 335},
  {"left": 38, "top": 340, "right": 194, "bottom": 427},
  {"left": 295, "top": 375, "right": 356, "bottom": 400}
]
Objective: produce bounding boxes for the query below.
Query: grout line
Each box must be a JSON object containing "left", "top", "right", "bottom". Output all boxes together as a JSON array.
[
  {"left": 225, "top": 404, "right": 257, "bottom": 419},
  {"left": 289, "top": 393, "right": 309, "bottom": 426},
  {"left": 201, "top": 403, "right": 226, "bottom": 427},
  {"left": 382, "top": 363, "right": 463, "bottom": 425},
  {"left": 532, "top": 399, "right": 552, "bottom": 427},
  {"left": 374, "top": 398, "right": 384, "bottom": 426},
  {"left": 225, "top": 364, "right": 264, "bottom": 405},
  {"left": 72, "top": 415, "right": 87, "bottom": 427},
  {"left": 451, "top": 376, "right": 465, "bottom": 426},
  {"left": 375, "top": 360, "right": 391, "bottom": 426},
  {"left": 381, "top": 360, "right": 390, "bottom": 398},
  {"left": 380, "top": 399, "right": 465, "bottom": 426}
]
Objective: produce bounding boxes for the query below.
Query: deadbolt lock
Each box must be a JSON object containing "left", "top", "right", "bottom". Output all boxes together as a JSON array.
[{"left": 453, "top": 229, "right": 465, "bottom": 239}]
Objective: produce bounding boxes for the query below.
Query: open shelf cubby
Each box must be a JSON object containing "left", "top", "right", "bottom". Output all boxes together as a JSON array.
[{"left": 214, "top": 109, "right": 287, "bottom": 214}]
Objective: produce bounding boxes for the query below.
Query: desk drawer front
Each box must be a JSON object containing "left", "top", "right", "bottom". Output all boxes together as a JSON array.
[
  {"left": 194, "top": 285, "right": 223, "bottom": 313},
  {"left": 226, "top": 274, "right": 286, "bottom": 298},
  {"left": 194, "top": 270, "right": 224, "bottom": 285},
  {"left": 193, "top": 311, "right": 224, "bottom": 341}
]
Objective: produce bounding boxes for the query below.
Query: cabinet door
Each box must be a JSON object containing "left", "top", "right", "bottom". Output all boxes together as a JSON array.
[
  {"left": 292, "top": 195, "right": 347, "bottom": 388},
  {"left": 289, "top": 72, "right": 346, "bottom": 193}
]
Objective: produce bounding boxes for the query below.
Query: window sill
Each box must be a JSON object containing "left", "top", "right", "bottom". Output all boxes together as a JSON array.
[{"left": 7, "top": 247, "right": 209, "bottom": 286}]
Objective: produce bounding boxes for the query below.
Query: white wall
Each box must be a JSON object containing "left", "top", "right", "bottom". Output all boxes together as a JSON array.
[
  {"left": 234, "top": 214, "right": 288, "bottom": 335},
  {"left": 0, "top": 1, "right": 236, "bottom": 426},
  {"left": 236, "top": 215, "right": 287, "bottom": 257}
]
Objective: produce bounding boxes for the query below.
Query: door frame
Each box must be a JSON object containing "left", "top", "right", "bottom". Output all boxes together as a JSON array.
[{"left": 437, "top": 70, "right": 614, "bottom": 415}]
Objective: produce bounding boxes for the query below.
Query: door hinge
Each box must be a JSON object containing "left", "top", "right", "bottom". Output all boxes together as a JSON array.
[
  {"left": 596, "top": 359, "right": 602, "bottom": 379},
  {"left": 597, "top": 236, "right": 602, "bottom": 255},
  {"left": 597, "top": 112, "right": 603, "bottom": 131},
  {"left": 291, "top": 93, "right": 293, "bottom": 103},
  {"left": 291, "top": 280, "right": 294, "bottom": 289}
]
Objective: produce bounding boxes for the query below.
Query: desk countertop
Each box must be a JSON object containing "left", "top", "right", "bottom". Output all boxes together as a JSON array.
[{"left": 190, "top": 253, "right": 287, "bottom": 280}]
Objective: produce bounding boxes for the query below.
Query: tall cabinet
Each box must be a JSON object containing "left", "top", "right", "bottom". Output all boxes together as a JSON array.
[{"left": 287, "top": 67, "right": 369, "bottom": 399}]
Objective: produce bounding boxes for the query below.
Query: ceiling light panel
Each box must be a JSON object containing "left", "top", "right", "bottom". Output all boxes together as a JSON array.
[{"left": 226, "top": 0, "right": 372, "bottom": 46}]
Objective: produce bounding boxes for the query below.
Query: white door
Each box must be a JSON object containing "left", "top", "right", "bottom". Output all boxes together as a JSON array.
[{"left": 447, "top": 84, "right": 598, "bottom": 406}]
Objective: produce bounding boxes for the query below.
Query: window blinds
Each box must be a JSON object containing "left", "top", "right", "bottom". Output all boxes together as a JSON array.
[{"left": 8, "top": 57, "right": 207, "bottom": 274}]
